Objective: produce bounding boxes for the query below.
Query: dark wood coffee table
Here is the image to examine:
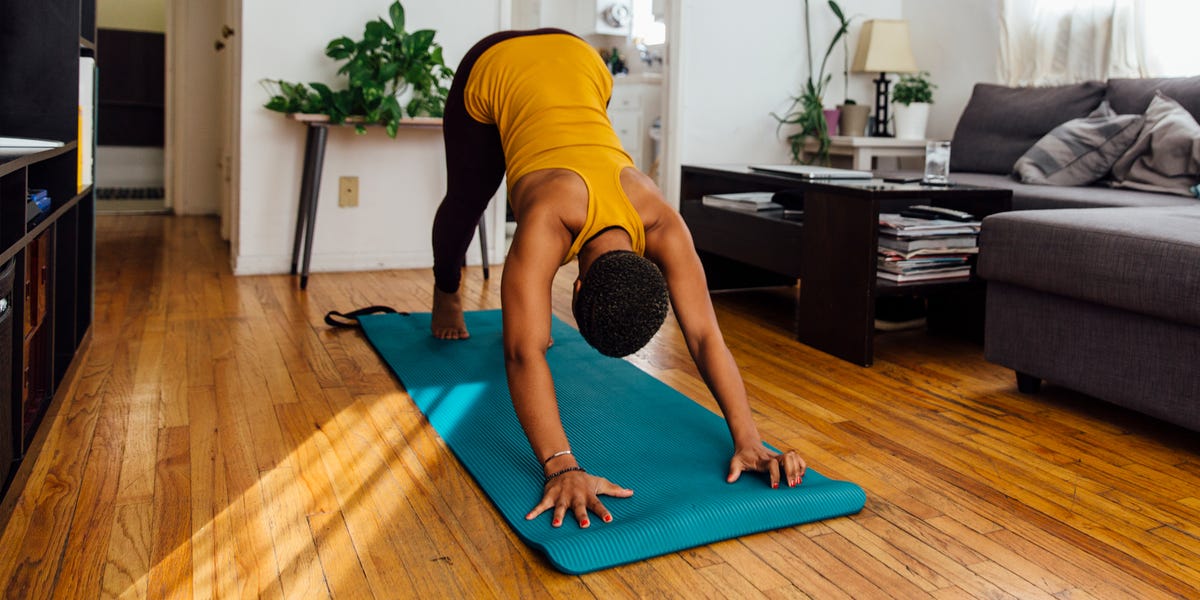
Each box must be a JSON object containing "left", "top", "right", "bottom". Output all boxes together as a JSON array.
[{"left": 680, "top": 164, "right": 1013, "bottom": 366}]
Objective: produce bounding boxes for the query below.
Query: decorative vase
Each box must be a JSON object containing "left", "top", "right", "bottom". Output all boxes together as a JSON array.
[
  {"left": 838, "top": 104, "right": 870, "bottom": 137},
  {"left": 823, "top": 108, "right": 841, "bottom": 136},
  {"left": 893, "top": 102, "right": 930, "bottom": 139}
]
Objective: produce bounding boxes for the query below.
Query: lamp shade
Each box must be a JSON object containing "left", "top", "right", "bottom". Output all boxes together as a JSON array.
[{"left": 852, "top": 20, "right": 918, "bottom": 73}]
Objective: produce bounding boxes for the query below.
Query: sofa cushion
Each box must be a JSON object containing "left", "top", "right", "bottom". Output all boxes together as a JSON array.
[
  {"left": 1106, "top": 76, "right": 1200, "bottom": 121},
  {"left": 1110, "top": 92, "right": 1200, "bottom": 197},
  {"left": 1012, "top": 103, "right": 1144, "bottom": 186},
  {"left": 949, "top": 173, "right": 1199, "bottom": 210},
  {"left": 951, "top": 81, "right": 1107, "bottom": 175},
  {"left": 978, "top": 206, "right": 1200, "bottom": 328}
]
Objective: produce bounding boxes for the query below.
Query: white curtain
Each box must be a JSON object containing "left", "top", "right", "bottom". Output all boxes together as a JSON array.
[
  {"left": 1000, "top": 0, "right": 1145, "bottom": 85},
  {"left": 1000, "top": 0, "right": 1200, "bottom": 86}
]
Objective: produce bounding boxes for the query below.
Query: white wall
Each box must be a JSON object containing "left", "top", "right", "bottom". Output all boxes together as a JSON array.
[
  {"left": 663, "top": 0, "right": 903, "bottom": 202},
  {"left": 903, "top": 0, "right": 1001, "bottom": 141},
  {"left": 236, "top": 0, "right": 504, "bottom": 275}
]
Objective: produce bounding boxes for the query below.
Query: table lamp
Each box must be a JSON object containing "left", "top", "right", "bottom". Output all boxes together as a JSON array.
[{"left": 852, "top": 19, "right": 918, "bottom": 137}]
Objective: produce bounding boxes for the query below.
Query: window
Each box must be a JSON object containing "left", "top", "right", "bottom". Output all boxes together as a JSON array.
[{"left": 1001, "top": 0, "right": 1200, "bottom": 85}]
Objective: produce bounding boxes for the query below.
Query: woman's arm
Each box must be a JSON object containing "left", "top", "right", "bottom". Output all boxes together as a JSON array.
[
  {"left": 502, "top": 211, "right": 633, "bottom": 527},
  {"left": 644, "top": 209, "right": 806, "bottom": 487}
]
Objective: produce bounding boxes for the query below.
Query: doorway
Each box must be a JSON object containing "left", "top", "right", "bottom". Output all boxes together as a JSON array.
[{"left": 95, "top": 0, "right": 169, "bottom": 214}]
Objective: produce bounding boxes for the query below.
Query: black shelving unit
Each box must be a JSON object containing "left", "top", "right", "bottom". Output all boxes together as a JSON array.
[{"left": 0, "top": 0, "right": 97, "bottom": 506}]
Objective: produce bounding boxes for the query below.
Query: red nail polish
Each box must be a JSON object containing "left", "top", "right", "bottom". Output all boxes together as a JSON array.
[
  {"left": 772, "top": 482, "right": 779, "bottom": 489},
  {"left": 603, "top": 515, "right": 612, "bottom": 523},
  {"left": 581, "top": 520, "right": 590, "bottom": 527},
  {"left": 552, "top": 519, "right": 561, "bottom": 526}
]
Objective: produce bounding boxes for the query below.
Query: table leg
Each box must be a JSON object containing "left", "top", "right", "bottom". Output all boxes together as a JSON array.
[
  {"left": 854, "top": 148, "right": 873, "bottom": 171},
  {"left": 477, "top": 216, "right": 490, "bottom": 280},
  {"left": 290, "top": 125, "right": 321, "bottom": 276},
  {"left": 795, "top": 188, "right": 879, "bottom": 366},
  {"left": 299, "top": 125, "right": 328, "bottom": 290}
]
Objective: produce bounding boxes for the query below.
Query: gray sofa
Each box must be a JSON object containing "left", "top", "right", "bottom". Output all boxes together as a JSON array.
[{"left": 948, "top": 77, "right": 1200, "bottom": 432}]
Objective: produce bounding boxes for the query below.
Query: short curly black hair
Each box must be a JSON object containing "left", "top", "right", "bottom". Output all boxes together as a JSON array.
[{"left": 573, "top": 250, "right": 669, "bottom": 357}]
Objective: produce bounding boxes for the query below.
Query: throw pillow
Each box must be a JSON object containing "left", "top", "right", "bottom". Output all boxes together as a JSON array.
[
  {"left": 1106, "top": 76, "right": 1200, "bottom": 123},
  {"left": 1012, "top": 101, "right": 1144, "bottom": 186},
  {"left": 1111, "top": 92, "right": 1200, "bottom": 197},
  {"left": 949, "top": 81, "right": 1107, "bottom": 174}
]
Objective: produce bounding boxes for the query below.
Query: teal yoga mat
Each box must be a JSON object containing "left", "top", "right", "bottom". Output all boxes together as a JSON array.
[{"left": 358, "top": 310, "right": 865, "bottom": 574}]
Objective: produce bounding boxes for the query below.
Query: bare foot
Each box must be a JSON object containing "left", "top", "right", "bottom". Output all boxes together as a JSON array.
[{"left": 431, "top": 287, "right": 469, "bottom": 340}]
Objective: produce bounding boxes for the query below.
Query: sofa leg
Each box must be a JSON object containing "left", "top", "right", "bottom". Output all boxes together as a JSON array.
[{"left": 1015, "top": 371, "right": 1042, "bottom": 394}]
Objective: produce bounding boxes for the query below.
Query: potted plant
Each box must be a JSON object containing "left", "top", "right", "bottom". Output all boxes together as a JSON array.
[
  {"left": 834, "top": 6, "right": 869, "bottom": 137},
  {"left": 891, "top": 70, "right": 936, "bottom": 139},
  {"left": 772, "top": 0, "right": 851, "bottom": 164},
  {"left": 262, "top": 1, "right": 454, "bottom": 137}
]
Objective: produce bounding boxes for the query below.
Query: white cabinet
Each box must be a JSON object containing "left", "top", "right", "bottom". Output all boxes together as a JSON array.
[{"left": 609, "top": 78, "right": 662, "bottom": 175}]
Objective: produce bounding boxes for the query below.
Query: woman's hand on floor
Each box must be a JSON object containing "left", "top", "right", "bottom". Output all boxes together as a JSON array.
[
  {"left": 525, "top": 470, "right": 633, "bottom": 528},
  {"left": 727, "top": 446, "right": 806, "bottom": 489}
]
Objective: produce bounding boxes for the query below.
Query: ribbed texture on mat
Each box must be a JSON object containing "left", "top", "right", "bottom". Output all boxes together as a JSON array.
[{"left": 359, "top": 310, "right": 866, "bottom": 574}]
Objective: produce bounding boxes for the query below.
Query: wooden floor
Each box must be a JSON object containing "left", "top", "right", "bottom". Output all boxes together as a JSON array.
[{"left": 0, "top": 215, "right": 1197, "bottom": 599}]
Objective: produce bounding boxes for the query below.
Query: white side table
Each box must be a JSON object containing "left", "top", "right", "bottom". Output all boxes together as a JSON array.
[{"left": 802, "top": 136, "right": 928, "bottom": 170}]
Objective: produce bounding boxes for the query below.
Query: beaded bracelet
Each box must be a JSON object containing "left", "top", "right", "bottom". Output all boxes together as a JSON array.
[{"left": 544, "top": 466, "right": 586, "bottom": 486}]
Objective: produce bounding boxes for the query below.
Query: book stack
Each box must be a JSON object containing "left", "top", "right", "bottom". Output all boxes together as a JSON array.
[
  {"left": 701, "top": 191, "right": 782, "bottom": 212},
  {"left": 877, "top": 213, "right": 981, "bottom": 283}
]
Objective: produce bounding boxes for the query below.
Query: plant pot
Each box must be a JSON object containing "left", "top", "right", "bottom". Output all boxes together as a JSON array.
[
  {"left": 823, "top": 108, "right": 841, "bottom": 136},
  {"left": 893, "top": 102, "right": 930, "bottom": 139},
  {"left": 838, "top": 104, "right": 870, "bottom": 137}
]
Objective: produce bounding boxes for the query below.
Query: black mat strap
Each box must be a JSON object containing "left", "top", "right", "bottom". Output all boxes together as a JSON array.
[{"left": 324, "top": 305, "right": 408, "bottom": 328}]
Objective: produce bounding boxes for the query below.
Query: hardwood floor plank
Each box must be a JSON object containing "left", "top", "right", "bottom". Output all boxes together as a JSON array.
[
  {"left": 289, "top": 387, "right": 423, "bottom": 597},
  {"left": 644, "top": 553, "right": 727, "bottom": 599},
  {"left": 260, "top": 467, "right": 330, "bottom": 600},
  {"left": 750, "top": 529, "right": 866, "bottom": 599},
  {"left": 158, "top": 320, "right": 189, "bottom": 429},
  {"left": 696, "top": 562, "right": 769, "bottom": 599},
  {"left": 187, "top": 385, "right": 219, "bottom": 599},
  {"left": 99, "top": 502, "right": 152, "bottom": 599},
  {"left": 50, "top": 393, "right": 125, "bottom": 600},
  {"left": 823, "top": 517, "right": 947, "bottom": 593},
  {"left": 857, "top": 515, "right": 1019, "bottom": 600},
  {"left": 707, "top": 539, "right": 790, "bottom": 592},
  {"left": 146, "top": 426, "right": 193, "bottom": 600},
  {"left": 307, "top": 511, "right": 368, "bottom": 599}
]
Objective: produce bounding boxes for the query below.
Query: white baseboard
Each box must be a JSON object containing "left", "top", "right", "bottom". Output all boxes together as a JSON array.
[
  {"left": 233, "top": 251, "right": 433, "bottom": 276},
  {"left": 232, "top": 248, "right": 502, "bottom": 276}
]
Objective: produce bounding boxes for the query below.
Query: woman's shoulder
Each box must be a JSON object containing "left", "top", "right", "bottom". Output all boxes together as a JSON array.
[{"left": 620, "top": 169, "right": 672, "bottom": 227}]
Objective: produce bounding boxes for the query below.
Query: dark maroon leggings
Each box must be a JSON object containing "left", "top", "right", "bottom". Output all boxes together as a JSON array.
[{"left": 431, "top": 28, "right": 575, "bottom": 293}]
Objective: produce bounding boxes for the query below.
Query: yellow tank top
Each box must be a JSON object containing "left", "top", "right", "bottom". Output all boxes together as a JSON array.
[{"left": 462, "top": 33, "right": 645, "bottom": 264}]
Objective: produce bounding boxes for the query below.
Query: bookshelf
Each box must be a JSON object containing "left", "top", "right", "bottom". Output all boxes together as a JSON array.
[{"left": 0, "top": 0, "right": 97, "bottom": 509}]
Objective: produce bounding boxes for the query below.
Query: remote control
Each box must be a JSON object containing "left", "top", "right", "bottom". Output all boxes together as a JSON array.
[{"left": 899, "top": 205, "right": 977, "bottom": 222}]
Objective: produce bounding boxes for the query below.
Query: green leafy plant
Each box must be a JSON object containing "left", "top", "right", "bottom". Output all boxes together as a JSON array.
[
  {"left": 262, "top": 1, "right": 454, "bottom": 137},
  {"left": 772, "top": 1, "right": 852, "bottom": 164},
  {"left": 892, "top": 71, "right": 936, "bottom": 105},
  {"left": 837, "top": 6, "right": 859, "bottom": 104}
]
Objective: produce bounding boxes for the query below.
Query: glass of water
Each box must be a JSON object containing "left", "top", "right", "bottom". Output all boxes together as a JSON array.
[{"left": 923, "top": 141, "right": 952, "bottom": 185}]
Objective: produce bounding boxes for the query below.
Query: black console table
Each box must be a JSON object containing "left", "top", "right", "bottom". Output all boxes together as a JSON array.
[
  {"left": 680, "top": 165, "right": 1012, "bottom": 366},
  {"left": 287, "top": 114, "right": 490, "bottom": 289}
]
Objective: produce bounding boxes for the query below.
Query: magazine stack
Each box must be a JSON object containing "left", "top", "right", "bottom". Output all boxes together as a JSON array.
[{"left": 877, "top": 213, "right": 982, "bottom": 284}]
